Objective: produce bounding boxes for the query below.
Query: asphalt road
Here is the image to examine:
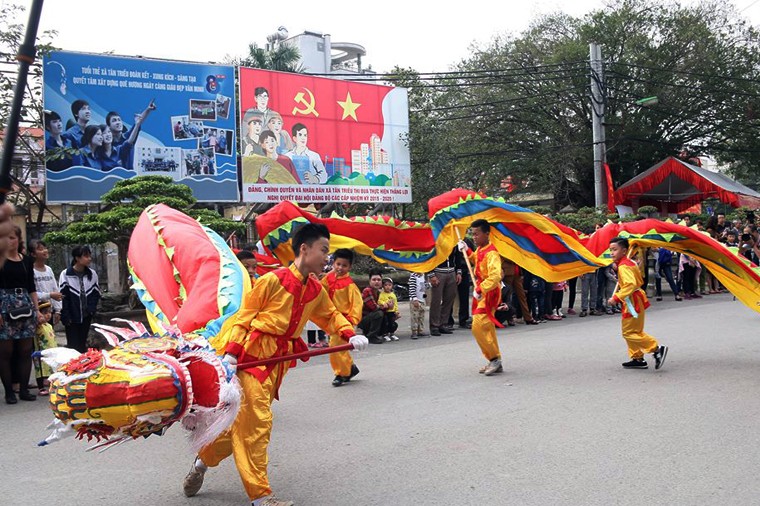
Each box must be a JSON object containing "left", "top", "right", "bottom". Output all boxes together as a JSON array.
[{"left": 2, "top": 293, "right": 760, "bottom": 505}]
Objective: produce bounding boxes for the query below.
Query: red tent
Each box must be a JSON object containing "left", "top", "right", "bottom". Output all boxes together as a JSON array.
[{"left": 613, "top": 157, "right": 760, "bottom": 213}]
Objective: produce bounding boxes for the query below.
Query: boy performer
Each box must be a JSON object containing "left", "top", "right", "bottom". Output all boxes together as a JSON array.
[
  {"left": 457, "top": 219, "right": 504, "bottom": 376},
  {"left": 607, "top": 237, "right": 668, "bottom": 370},
  {"left": 183, "top": 224, "right": 368, "bottom": 506},
  {"left": 321, "top": 248, "right": 363, "bottom": 387}
]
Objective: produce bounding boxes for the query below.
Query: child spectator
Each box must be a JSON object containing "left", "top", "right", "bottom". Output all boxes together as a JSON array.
[
  {"left": 551, "top": 281, "right": 568, "bottom": 318},
  {"left": 377, "top": 278, "right": 399, "bottom": 340},
  {"left": 408, "top": 272, "right": 428, "bottom": 339},
  {"left": 524, "top": 270, "right": 546, "bottom": 323},
  {"left": 33, "top": 302, "right": 56, "bottom": 396}
]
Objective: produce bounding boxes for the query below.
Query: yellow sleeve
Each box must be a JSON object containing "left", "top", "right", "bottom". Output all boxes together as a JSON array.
[
  {"left": 225, "top": 273, "right": 275, "bottom": 349},
  {"left": 309, "top": 287, "right": 355, "bottom": 340},
  {"left": 479, "top": 250, "right": 502, "bottom": 294},
  {"left": 613, "top": 264, "right": 638, "bottom": 302},
  {"left": 347, "top": 284, "right": 363, "bottom": 325},
  {"left": 391, "top": 293, "right": 398, "bottom": 312}
]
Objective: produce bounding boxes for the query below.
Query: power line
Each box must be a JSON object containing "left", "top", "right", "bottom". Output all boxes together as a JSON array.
[{"left": 610, "top": 61, "right": 760, "bottom": 85}]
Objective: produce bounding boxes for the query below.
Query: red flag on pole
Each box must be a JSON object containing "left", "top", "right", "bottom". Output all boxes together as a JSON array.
[{"left": 604, "top": 163, "right": 615, "bottom": 212}]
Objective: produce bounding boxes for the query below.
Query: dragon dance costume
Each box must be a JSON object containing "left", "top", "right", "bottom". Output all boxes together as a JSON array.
[
  {"left": 469, "top": 243, "right": 504, "bottom": 363},
  {"left": 200, "top": 263, "right": 356, "bottom": 501},
  {"left": 321, "top": 270, "right": 363, "bottom": 379},
  {"left": 611, "top": 257, "right": 659, "bottom": 359}
]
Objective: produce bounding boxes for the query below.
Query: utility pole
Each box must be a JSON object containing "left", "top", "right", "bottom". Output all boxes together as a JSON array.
[
  {"left": 589, "top": 42, "right": 606, "bottom": 210},
  {"left": 0, "top": 0, "right": 45, "bottom": 203}
]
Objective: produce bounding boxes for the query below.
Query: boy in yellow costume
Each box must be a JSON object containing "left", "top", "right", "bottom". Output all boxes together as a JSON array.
[
  {"left": 321, "top": 248, "right": 363, "bottom": 387},
  {"left": 457, "top": 219, "right": 504, "bottom": 376},
  {"left": 183, "top": 224, "right": 368, "bottom": 506},
  {"left": 607, "top": 237, "right": 668, "bottom": 370}
]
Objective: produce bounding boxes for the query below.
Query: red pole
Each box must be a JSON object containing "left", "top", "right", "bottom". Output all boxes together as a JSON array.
[{"left": 237, "top": 343, "right": 354, "bottom": 370}]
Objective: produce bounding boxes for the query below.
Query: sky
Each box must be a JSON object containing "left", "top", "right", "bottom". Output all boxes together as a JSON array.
[{"left": 24, "top": 0, "right": 760, "bottom": 74}]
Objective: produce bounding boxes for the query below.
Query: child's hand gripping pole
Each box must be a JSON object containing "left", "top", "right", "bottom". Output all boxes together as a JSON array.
[{"left": 455, "top": 227, "right": 478, "bottom": 299}]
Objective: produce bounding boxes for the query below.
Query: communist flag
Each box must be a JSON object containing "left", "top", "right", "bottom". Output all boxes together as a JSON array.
[{"left": 239, "top": 67, "right": 402, "bottom": 170}]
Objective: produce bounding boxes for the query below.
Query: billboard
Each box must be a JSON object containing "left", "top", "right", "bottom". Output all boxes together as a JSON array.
[
  {"left": 43, "top": 51, "right": 238, "bottom": 203},
  {"left": 238, "top": 67, "right": 411, "bottom": 203}
]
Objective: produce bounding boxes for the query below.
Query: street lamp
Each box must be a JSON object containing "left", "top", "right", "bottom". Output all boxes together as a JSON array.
[{"left": 635, "top": 96, "right": 659, "bottom": 107}]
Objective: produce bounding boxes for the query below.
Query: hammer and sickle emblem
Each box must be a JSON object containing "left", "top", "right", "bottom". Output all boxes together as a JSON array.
[{"left": 292, "top": 88, "right": 319, "bottom": 117}]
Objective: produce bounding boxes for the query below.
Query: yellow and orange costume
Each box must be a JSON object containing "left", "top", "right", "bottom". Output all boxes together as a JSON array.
[
  {"left": 469, "top": 243, "right": 503, "bottom": 361},
  {"left": 321, "top": 270, "right": 363, "bottom": 378},
  {"left": 611, "top": 257, "right": 659, "bottom": 358},
  {"left": 201, "top": 263, "right": 355, "bottom": 501}
]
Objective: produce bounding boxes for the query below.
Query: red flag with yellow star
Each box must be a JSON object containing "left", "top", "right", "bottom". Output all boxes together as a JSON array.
[{"left": 238, "top": 67, "right": 411, "bottom": 203}]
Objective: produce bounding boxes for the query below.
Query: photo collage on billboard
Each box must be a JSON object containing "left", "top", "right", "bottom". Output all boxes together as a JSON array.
[{"left": 43, "top": 51, "right": 238, "bottom": 203}]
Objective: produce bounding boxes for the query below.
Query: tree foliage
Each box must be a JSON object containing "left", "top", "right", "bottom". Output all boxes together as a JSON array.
[
  {"left": 227, "top": 42, "right": 304, "bottom": 73},
  {"left": 0, "top": 3, "right": 59, "bottom": 230},
  {"left": 397, "top": 0, "right": 760, "bottom": 211}
]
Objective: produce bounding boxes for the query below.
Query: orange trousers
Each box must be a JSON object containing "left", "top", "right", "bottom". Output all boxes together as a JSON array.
[
  {"left": 199, "top": 364, "right": 288, "bottom": 501},
  {"left": 471, "top": 301, "right": 501, "bottom": 362},
  {"left": 621, "top": 310, "right": 659, "bottom": 359},
  {"left": 329, "top": 333, "right": 353, "bottom": 377}
]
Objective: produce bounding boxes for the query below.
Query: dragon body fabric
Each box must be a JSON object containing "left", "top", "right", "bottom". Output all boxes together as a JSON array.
[{"left": 257, "top": 189, "right": 760, "bottom": 314}]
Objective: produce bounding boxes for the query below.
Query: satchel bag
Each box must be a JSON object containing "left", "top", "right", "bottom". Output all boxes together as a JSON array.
[{"left": 7, "top": 304, "right": 33, "bottom": 320}]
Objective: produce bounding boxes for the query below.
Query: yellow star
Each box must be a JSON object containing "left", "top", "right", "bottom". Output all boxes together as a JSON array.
[{"left": 337, "top": 92, "right": 361, "bottom": 121}]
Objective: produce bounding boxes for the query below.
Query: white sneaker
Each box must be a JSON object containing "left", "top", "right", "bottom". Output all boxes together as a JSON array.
[
  {"left": 383, "top": 335, "right": 391, "bottom": 342},
  {"left": 183, "top": 458, "right": 206, "bottom": 497},
  {"left": 390, "top": 334, "right": 399, "bottom": 341},
  {"left": 484, "top": 359, "right": 503, "bottom": 376}
]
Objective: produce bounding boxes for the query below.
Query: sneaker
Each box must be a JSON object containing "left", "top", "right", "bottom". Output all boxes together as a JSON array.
[
  {"left": 347, "top": 364, "right": 360, "bottom": 381},
  {"left": 332, "top": 375, "right": 345, "bottom": 387},
  {"left": 692, "top": 293, "right": 703, "bottom": 299},
  {"left": 566, "top": 308, "right": 577, "bottom": 315},
  {"left": 368, "top": 336, "right": 384, "bottom": 344},
  {"left": 546, "top": 314, "right": 562, "bottom": 321},
  {"left": 557, "top": 309, "right": 566, "bottom": 318},
  {"left": 478, "top": 362, "right": 489, "bottom": 374},
  {"left": 256, "top": 496, "right": 295, "bottom": 506},
  {"left": 605, "top": 308, "right": 614, "bottom": 315},
  {"left": 675, "top": 296, "right": 683, "bottom": 301},
  {"left": 383, "top": 335, "right": 392, "bottom": 342},
  {"left": 483, "top": 359, "right": 503, "bottom": 376},
  {"left": 183, "top": 458, "right": 207, "bottom": 497},
  {"left": 653, "top": 345, "right": 668, "bottom": 370},
  {"left": 389, "top": 335, "right": 399, "bottom": 341},
  {"left": 622, "top": 359, "right": 648, "bottom": 369},
  {"left": 590, "top": 309, "right": 602, "bottom": 316},
  {"left": 579, "top": 310, "right": 588, "bottom": 317},
  {"left": 439, "top": 327, "right": 453, "bottom": 334},
  {"left": 418, "top": 332, "right": 430, "bottom": 337},
  {"left": 411, "top": 333, "right": 418, "bottom": 340},
  {"left": 525, "top": 319, "right": 539, "bottom": 325},
  {"left": 430, "top": 328, "right": 441, "bottom": 336},
  {"left": 656, "top": 296, "right": 663, "bottom": 301}
]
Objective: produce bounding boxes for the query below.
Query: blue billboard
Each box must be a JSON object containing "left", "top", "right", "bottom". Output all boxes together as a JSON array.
[{"left": 43, "top": 51, "right": 238, "bottom": 203}]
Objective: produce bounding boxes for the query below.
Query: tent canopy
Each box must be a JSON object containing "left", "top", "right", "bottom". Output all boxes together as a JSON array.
[{"left": 613, "top": 157, "right": 760, "bottom": 213}]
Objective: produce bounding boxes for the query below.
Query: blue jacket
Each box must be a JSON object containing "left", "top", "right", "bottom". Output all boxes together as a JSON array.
[{"left": 59, "top": 266, "right": 101, "bottom": 324}]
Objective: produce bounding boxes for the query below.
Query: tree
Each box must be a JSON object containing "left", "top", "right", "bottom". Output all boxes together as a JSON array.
[
  {"left": 398, "top": 0, "right": 760, "bottom": 210},
  {"left": 228, "top": 42, "right": 304, "bottom": 73},
  {"left": 0, "top": 2, "right": 60, "bottom": 233},
  {"left": 43, "top": 176, "right": 246, "bottom": 292}
]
